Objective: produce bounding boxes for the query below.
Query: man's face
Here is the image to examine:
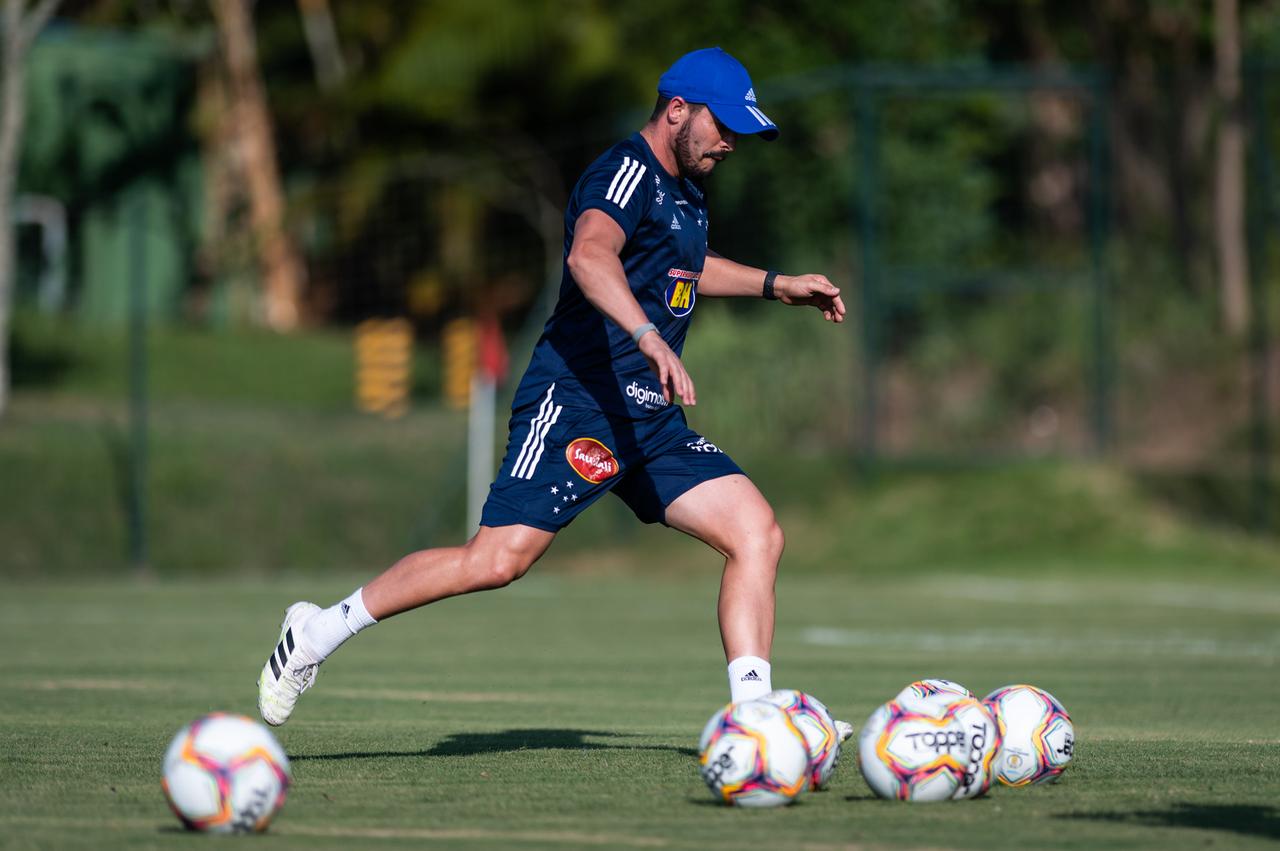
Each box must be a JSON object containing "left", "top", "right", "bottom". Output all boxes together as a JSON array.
[{"left": 675, "top": 104, "right": 736, "bottom": 180}]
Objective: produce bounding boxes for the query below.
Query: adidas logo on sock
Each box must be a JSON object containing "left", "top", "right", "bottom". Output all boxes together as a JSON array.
[
  {"left": 740, "top": 670, "right": 762, "bottom": 682},
  {"left": 340, "top": 602, "right": 351, "bottom": 618}
]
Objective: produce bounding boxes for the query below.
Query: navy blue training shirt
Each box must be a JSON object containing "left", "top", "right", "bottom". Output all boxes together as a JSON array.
[{"left": 509, "top": 132, "right": 710, "bottom": 419}]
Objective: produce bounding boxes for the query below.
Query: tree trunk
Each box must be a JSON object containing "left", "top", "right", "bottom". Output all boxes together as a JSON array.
[
  {"left": 1213, "top": 0, "right": 1250, "bottom": 336},
  {"left": 0, "top": 0, "right": 60, "bottom": 422},
  {"left": 296, "top": 0, "right": 346, "bottom": 92},
  {"left": 211, "top": 0, "right": 305, "bottom": 331}
]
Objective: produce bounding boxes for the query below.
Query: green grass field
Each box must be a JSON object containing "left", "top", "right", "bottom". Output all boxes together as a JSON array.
[
  {"left": 3, "top": 564, "right": 1279, "bottom": 850},
  {"left": 5, "top": 321, "right": 1280, "bottom": 848}
]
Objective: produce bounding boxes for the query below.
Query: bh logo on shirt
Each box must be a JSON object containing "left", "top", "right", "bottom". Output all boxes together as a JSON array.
[{"left": 665, "top": 267, "right": 700, "bottom": 318}]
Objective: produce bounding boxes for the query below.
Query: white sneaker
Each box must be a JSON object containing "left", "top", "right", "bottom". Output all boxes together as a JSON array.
[
  {"left": 257, "top": 602, "right": 322, "bottom": 727},
  {"left": 834, "top": 719, "right": 855, "bottom": 742}
]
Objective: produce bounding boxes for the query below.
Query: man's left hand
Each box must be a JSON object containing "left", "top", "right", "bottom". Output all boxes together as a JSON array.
[{"left": 777, "top": 274, "right": 846, "bottom": 323}]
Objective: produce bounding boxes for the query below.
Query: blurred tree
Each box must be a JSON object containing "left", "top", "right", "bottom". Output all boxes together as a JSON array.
[
  {"left": 209, "top": 0, "right": 305, "bottom": 330},
  {"left": 1214, "top": 0, "right": 1249, "bottom": 336},
  {"left": 295, "top": 0, "right": 344, "bottom": 92},
  {"left": 0, "top": 0, "right": 60, "bottom": 422}
]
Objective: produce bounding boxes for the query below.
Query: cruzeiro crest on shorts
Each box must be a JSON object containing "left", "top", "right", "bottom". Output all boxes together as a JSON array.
[{"left": 665, "top": 267, "right": 700, "bottom": 318}]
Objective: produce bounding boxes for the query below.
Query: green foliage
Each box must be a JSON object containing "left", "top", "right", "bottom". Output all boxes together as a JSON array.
[
  {"left": 4, "top": 318, "right": 1277, "bottom": 576},
  {"left": 680, "top": 299, "right": 859, "bottom": 455}
]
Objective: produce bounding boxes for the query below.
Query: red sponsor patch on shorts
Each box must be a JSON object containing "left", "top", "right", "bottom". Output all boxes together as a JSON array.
[{"left": 565, "top": 437, "right": 620, "bottom": 484}]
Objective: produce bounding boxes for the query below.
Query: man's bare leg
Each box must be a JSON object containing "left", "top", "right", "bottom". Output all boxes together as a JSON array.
[
  {"left": 363, "top": 524, "right": 556, "bottom": 619},
  {"left": 258, "top": 524, "right": 554, "bottom": 725},
  {"left": 663, "top": 474, "right": 784, "bottom": 701}
]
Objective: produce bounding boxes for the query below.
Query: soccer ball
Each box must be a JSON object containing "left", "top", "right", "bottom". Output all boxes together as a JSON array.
[
  {"left": 758, "top": 689, "right": 841, "bottom": 789},
  {"left": 698, "top": 700, "right": 811, "bottom": 807},
  {"left": 892, "top": 686, "right": 1000, "bottom": 800},
  {"left": 982, "top": 684, "right": 1075, "bottom": 786},
  {"left": 857, "top": 698, "right": 968, "bottom": 802},
  {"left": 162, "top": 713, "right": 291, "bottom": 833},
  {"left": 942, "top": 698, "right": 1001, "bottom": 799},
  {"left": 895, "top": 678, "right": 974, "bottom": 703}
]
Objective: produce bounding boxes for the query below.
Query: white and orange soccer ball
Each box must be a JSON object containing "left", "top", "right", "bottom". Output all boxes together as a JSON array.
[
  {"left": 939, "top": 697, "right": 1001, "bottom": 799},
  {"left": 698, "top": 700, "right": 811, "bottom": 807},
  {"left": 893, "top": 681, "right": 1000, "bottom": 800},
  {"left": 857, "top": 697, "right": 969, "bottom": 802},
  {"left": 162, "top": 713, "right": 291, "bottom": 833},
  {"left": 983, "top": 684, "right": 1075, "bottom": 786},
  {"left": 759, "top": 689, "right": 842, "bottom": 789},
  {"left": 895, "top": 678, "right": 974, "bottom": 703}
]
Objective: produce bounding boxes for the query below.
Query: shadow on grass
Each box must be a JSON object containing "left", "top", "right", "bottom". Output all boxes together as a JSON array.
[
  {"left": 1056, "top": 803, "right": 1280, "bottom": 841},
  {"left": 290, "top": 728, "right": 698, "bottom": 761}
]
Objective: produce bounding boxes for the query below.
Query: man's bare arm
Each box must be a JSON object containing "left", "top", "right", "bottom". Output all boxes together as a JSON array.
[
  {"left": 699, "top": 254, "right": 846, "bottom": 323},
  {"left": 567, "top": 210, "right": 697, "bottom": 405}
]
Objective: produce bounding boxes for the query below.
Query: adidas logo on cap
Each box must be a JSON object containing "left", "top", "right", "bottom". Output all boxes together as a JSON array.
[{"left": 745, "top": 87, "right": 757, "bottom": 103}]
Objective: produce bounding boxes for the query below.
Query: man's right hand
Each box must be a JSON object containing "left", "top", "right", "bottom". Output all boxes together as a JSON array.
[{"left": 637, "top": 330, "right": 696, "bottom": 406}]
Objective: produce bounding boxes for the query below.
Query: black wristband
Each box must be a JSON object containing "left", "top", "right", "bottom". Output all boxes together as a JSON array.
[{"left": 763, "top": 270, "right": 779, "bottom": 300}]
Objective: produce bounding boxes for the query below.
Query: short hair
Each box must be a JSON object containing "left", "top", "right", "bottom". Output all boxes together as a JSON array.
[{"left": 649, "top": 95, "right": 705, "bottom": 122}]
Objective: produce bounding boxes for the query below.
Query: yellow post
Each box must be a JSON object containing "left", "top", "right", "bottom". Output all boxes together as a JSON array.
[
  {"left": 442, "top": 317, "right": 477, "bottom": 410},
  {"left": 355, "top": 318, "right": 413, "bottom": 418}
]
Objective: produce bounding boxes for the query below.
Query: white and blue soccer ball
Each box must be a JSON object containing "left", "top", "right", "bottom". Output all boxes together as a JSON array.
[
  {"left": 162, "top": 713, "right": 291, "bottom": 833},
  {"left": 759, "top": 689, "right": 842, "bottom": 789},
  {"left": 698, "top": 700, "right": 811, "bottom": 807}
]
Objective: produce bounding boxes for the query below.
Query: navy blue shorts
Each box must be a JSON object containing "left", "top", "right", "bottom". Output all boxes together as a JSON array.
[{"left": 480, "top": 383, "right": 744, "bottom": 532}]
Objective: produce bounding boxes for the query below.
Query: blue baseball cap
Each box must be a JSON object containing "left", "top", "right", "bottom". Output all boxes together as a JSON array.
[{"left": 657, "top": 47, "right": 779, "bottom": 141}]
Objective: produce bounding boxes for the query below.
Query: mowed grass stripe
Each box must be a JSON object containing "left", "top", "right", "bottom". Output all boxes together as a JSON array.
[{"left": 799, "top": 627, "right": 1280, "bottom": 660}]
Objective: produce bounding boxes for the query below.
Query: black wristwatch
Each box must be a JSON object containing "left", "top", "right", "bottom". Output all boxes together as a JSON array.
[{"left": 763, "top": 270, "right": 779, "bottom": 300}]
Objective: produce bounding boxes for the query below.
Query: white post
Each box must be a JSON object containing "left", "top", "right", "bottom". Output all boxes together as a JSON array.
[{"left": 466, "top": 371, "right": 496, "bottom": 536}]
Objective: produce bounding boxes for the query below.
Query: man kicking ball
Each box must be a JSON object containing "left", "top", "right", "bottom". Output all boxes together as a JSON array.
[{"left": 258, "top": 47, "right": 847, "bottom": 731}]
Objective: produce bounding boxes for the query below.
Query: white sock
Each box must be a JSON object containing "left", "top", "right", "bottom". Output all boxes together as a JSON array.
[
  {"left": 727, "top": 655, "right": 772, "bottom": 702},
  {"left": 300, "top": 587, "right": 378, "bottom": 662}
]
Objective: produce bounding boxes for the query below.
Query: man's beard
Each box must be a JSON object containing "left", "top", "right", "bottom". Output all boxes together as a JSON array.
[{"left": 675, "top": 120, "right": 721, "bottom": 180}]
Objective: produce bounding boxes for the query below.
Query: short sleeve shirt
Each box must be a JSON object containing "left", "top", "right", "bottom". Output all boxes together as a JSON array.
[{"left": 510, "top": 133, "right": 710, "bottom": 419}]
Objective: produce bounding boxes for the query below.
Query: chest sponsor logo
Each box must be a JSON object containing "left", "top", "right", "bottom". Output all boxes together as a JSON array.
[
  {"left": 565, "top": 438, "right": 620, "bottom": 484},
  {"left": 665, "top": 277, "right": 697, "bottom": 317}
]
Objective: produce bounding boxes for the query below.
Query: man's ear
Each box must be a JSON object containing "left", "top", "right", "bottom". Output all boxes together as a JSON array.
[{"left": 666, "top": 96, "right": 687, "bottom": 127}]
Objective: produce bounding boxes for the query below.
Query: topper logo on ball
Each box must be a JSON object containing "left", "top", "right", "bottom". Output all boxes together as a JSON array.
[{"left": 903, "top": 730, "right": 967, "bottom": 754}]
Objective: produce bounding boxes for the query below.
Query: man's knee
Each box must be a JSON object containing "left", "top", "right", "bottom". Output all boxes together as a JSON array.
[
  {"left": 462, "top": 528, "right": 546, "bottom": 589},
  {"left": 728, "top": 511, "right": 784, "bottom": 565}
]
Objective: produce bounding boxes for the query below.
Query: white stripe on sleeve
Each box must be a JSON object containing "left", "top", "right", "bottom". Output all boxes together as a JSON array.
[
  {"left": 617, "top": 164, "right": 647, "bottom": 209},
  {"left": 604, "top": 157, "right": 632, "bottom": 203}
]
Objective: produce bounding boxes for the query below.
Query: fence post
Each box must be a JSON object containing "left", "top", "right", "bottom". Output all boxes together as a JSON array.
[
  {"left": 855, "top": 82, "right": 881, "bottom": 462},
  {"left": 1245, "top": 63, "right": 1274, "bottom": 533},
  {"left": 128, "top": 195, "right": 149, "bottom": 573},
  {"left": 1087, "top": 75, "right": 1112, "bottom": 456}
]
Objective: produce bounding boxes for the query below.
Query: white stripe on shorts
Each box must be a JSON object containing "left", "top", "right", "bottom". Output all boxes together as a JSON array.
[
  {"left": 520, "top": 404, "right": 563, "bottom": 479},
  {"left": 511, "top": 385, "right": 556, "bottom": 479}
]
